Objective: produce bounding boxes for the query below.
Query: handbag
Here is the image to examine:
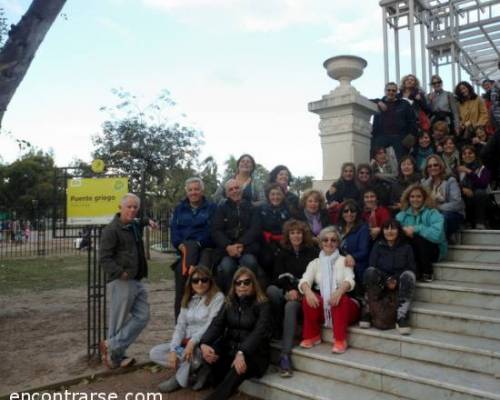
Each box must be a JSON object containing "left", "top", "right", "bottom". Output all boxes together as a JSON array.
[{"left": 418, "top": 109, "right": 431, "bottom": 132}]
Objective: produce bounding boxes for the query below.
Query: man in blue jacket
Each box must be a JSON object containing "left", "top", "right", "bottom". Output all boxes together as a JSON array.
[{"left": 171, "top": 177, "right": 216, "bottom": 318}]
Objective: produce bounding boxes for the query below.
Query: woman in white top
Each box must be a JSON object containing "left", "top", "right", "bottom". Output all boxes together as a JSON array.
[
  {"left": 150, "top": 266, "right": 224, "bottom": 393},
  {"left": 298, "top": 226, "right": 360, "bottom": 354}
]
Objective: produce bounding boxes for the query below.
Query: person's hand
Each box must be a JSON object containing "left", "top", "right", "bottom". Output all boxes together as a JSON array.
[
  {"left": 235, "top": 243, "right": 244, "bottom": 257},
  {"left": 120, "top": 271, "right": 129, "bottom": 280},
  {"left": 472, "top": 137, "right": 479, "bottom": 144},
  {"left": 465, "top": 121, "right": 472, "bottom": 128},
  {"left": 403, "top": 226, "right": 414, "bottom": 238},
  {"left": 457, "top": 165, "right": 471, "bottom": 174},
  {"left": 232, "top": 352, "right": 247, "bottom": 375},
  {"left": 183, "top": 339, "right": 195, "bottom": 362},
  {"left": 178, "top": 243, "right": 185, "bottom": 252},
  {"left": 378, "top": 101, "right": 388, "bottom": 112},
  {"left": 286, "top": 289, "right": 300, "bottom": 301},
  {"left": 386, "top": 277, "right": 397, "bottom": 290},
  {"left": 344, "top": 255, "right": 356, "bottom": 268},
  {"left": 330, "top": 289, "right": 344, "bottom": 307},
  {"left": 226, "top": 244, "right": 240, "bottom": 257},
  {"left": 436, "top": 145, "right": 443, "bottom": 153},
  {"left": 415, "top": 93, "right": 421, "bottom": 101},
  {"left": 305, "top": 289, "right": 320, "bottom": 308},
  {"left": 462, "top": 187, "right": 474, "bottom": 198},
  {"left": 148, "top": 219, "right": 159, "bottom": 230},
  {"left": 167, "top": 351, "right": 178, "bottom": 369},
  {"left": 201, "top": 344, "right": 218, "bottom": 364},
  {"left": 370, "top": 227, "right": 381, "bottom": 240}
]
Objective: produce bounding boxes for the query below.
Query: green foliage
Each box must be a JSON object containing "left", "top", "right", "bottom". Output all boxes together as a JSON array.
[
  {"left": 290, "top": 175, "right": 314, "bottom": 197},
  {"left": 222, "top": 154, "right": 269, "bottom": 186},
  {"left": 0, "top": 150, "right": 56, "bottom": 217}
]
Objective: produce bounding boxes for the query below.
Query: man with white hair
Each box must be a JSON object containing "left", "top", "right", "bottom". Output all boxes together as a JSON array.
[{"left": 99, "top": 193, "right": 157, "bottom": 369}]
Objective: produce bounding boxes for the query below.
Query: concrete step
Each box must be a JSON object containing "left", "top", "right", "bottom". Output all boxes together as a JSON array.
[
  {"left": 447, "top": 244, "right": 500, "bottom": 263},
  {"left": 344, "top": 326, "right": 500, "bottom": 376},
  {"left": 240, "top": 369, "right": 407, "bottom": 400},
  {"left": 433, "top": 261, "right": 500, "bottom": 284},
  {"left": 270, "top": 345, "right": 500, "bottom": 400},
  {"left": 460, "top": 229, "right": 500, "bottom": 246},
  {"left": 411, "top": 301, "right": 500, "bottom": 340},
  {"left": 415, "top": 280, "right": 500, "bottom": 310}
]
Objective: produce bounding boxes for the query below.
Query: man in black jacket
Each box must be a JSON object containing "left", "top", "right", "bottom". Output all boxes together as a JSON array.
[
  {"left": 212, "top": 179, "right": 261, "bottom": 292},
  {"left": 371, "top": 82, "right": 418, "bottom": 161},
  {"left": 99, "top": 193, "right": 156, "bottom": 368}
]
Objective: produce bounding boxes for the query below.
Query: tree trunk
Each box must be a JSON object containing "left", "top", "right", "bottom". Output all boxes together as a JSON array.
[{"left": 0, "top": 0, "right": 66, "bottom": 128}]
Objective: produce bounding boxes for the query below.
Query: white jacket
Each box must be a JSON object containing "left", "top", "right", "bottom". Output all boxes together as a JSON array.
[{"left": 298, "top": 256, "right": 355, "bottom": 294}]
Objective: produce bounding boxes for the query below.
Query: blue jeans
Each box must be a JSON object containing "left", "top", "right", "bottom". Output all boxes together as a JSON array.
[
  {"left": 441, "top": 210, "right": 464, "bottom": 239},
  {"left": 217, "top": 254, "right": 259, "bottom": 293},
  {"left": 107, "top": 279, "right": 150, "bottom": 362}
]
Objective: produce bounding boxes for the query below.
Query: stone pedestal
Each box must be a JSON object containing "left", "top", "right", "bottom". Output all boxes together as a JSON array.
[{"left": 309, "top": 55, "right": 378, "bottom": 191}]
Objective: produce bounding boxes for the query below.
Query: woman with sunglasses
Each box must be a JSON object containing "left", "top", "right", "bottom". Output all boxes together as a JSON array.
[
  {"left": 266, "top": 219, "right": 318, "bottom": 377},
  {"left": 362, "top": 219, "right": 416, "bottom": 335},
  {"left": 427, "top": 74, "right": 460, "bottom": 135},
  {"left": 150, "top": 266, "right": 224, "bottom": 393},
  {"left": 200, "top": 267, "right": 271, "bottom": 400},
  {"left": 396, "top": 184, "right": 446, "bottom": 282},
  {"left": 421, "top": 154, "right": 465, "bottom": 241},
  {"left": 298, "top": 226, "right": 359, "bottom": 354}
]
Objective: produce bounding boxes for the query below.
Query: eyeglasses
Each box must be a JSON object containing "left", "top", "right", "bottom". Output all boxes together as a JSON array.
[
  {"left": 431, "top": 81, "right": 442, "bottom": 85},
  {"left": 343, "top": 209, "right": 357, "bottom": 214},
  {"left": 192, "top": 277, "right": 209, "bottom": 284},
  {"left": 234, "top": 278, "right": 252, "bottom": 287},
  {"left": 386, "top": 89, "right": 397, "bottom": 92},
  {"left": 427, "top": 163, "right": 440, "bottom": 168},
  {"left": 321, "top": 238, "right": 338, "bottom": 243}
]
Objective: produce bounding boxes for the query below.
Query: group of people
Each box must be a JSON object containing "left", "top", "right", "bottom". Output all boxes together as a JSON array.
[{"left": 96, "top": 70, "right": 500, "bottom": 399}]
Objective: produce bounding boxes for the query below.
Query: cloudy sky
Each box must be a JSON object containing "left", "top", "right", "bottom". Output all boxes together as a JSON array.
[{"left": 1, "top": 0, "right": 439, "bottom": 179}]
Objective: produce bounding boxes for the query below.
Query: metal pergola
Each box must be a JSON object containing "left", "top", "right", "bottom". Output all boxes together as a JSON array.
[{"left": 381, "top": 0, "right": 500, "bottom": 89}]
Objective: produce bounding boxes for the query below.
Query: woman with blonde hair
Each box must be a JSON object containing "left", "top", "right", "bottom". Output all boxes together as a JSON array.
[
  {"left": 150, "top": 266, "right": 224, "bottom": 393},
  {"left": 200, "top": 267, "right": 271, "bottom": 400},
  {"left": 396, "top": 184, "right": 446, "bottom": 282},
  {"left": 399, "top": 74, "right": 431, "bottom": 131},
  {"left": 297, "top": 189, "right": 330, "bottom": 238}
]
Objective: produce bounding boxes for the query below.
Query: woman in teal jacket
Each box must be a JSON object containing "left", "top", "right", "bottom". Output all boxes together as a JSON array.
[{"left": 396, "top": 184, "right": 446, "bottom": 282}]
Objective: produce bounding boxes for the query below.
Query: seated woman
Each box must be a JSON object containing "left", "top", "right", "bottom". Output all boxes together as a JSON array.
[
  {"left": 214, "top": 154, "right": 265, "bottom": 206},
  {"left": 411, "top": 131, "right": 436, "bottom": 172},
  {"left": 361, "top": 188, "right": 391, "bottom": 240},
  {"left": 396, "top": 184, "right": 446, "bottom": 282},
  {"left": 171, "top": 177, "right": 217, "bottom": 318},
  {"left": 258, "top": 183, "right": 292, "bottom": 277},
  {"left": 338, "top": 200, "right": 371, "bottom": 287},
  {"left": 149, "top": 266, "right": 224, "bottom": 393},
  {"left": 457, "top": 145, "right": 492, "bottom": 229},
  {"left": 357, "top": 163, "right": 391, "bottom": 206},
  {"left": 455, "top": 81, "right": 489, "bottom": 146},
  {"left": 266, "top": 219, "right": 318, "bottom": 377},
  {"left": 296, "top": 189, "right": 330, "bottom": 240},
  {"left": 200, "top": 267, "right": 271, "bottom": 400},
  {"left": 441, "top": 135, "right": 460, "bottom": 177},
  {"left": 421, "top": 154, "right": 465, "bottom": 241},
  {"left": 268, "top": 165, "right": 299, "bottom": 214},
  {"left": 389, "top": 156, "right": 422, "bottom": 213},
  {"left": 370, "top": 147, "right": 397, "bottom": 179},
  {"left": 326, "top": 162, "right": 360, "bottom": 223},
  {"left": 362, "top": 220, "right": 416, "bottom": 335},
  {"left": 298, "top": 226, "right": 359, "bottom": 354}
]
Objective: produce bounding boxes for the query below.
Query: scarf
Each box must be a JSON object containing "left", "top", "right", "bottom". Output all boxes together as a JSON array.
[
  {"left": 304, "top": 210, "right": 322, "bottom": 236},
  {"left": 319, "top": 249, "right": 340, "bottom": 328}
]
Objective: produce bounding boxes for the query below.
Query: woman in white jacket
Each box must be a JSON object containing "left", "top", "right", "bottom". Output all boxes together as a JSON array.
[
  {"left": 298, "top": 226, "right": 360, "bottom": 354},
  {"left": 150, "top": 266, "right": 224, "bottom": 393}
]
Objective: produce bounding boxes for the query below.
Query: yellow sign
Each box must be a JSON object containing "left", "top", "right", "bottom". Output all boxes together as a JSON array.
[
  {"left": 91, "top": 159, "right": 105, "bottom": 173},
  {"left": 67, "top": 177, "right": 129, "bottom": 225}
]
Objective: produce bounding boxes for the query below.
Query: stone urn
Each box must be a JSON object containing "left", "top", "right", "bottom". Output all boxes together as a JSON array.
[{"left": 323, "top": 55, "right": 367, "bottom": 92}]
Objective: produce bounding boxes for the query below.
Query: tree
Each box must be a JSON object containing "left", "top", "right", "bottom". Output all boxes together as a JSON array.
[
  {"left": 92, "top": 89, "right": 203, "bottom": 210},
  {"left": 0, "top": 0, "right": 67, "bottom": 127},
  {"left": 222, "top": 155, "right": 269, "bottom": 185},
  {"left": 290, "top": 175, "right": 314, "bottom": 197}
]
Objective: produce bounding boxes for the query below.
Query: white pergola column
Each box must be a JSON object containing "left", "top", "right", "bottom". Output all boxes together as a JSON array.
[{"left": 309, "top": 55, "right": 378, "bottom": 191}]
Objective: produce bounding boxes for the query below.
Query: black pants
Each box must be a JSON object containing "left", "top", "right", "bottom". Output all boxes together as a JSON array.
[
  {"left": 409, "top": 234, "right": 439, "bottom": 277},
  {"left": 174, "top": 240, "right": 212, "bottom": 318},
  {"left": 464, "top": 189, "right": 489, "bottom": 226}
]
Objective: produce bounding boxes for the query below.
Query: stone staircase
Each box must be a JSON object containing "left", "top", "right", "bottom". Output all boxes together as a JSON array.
[{"left": 241, "top": 229, "right": 500, "bottom": 400}]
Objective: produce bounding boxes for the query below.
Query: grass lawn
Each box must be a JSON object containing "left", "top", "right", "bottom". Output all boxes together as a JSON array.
[{"left": 0, "top": 252, "right": 176, "bottom": 295}]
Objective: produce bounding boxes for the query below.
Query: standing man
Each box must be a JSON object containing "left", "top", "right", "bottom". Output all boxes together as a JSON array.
[
  {"left": 99, "top": 193, "right": 157, "bottom": 369},
  {"left": 171, "top": 177, "right": 216, "bottom": 318},
  {"left": 371, "top": 82, "right": 417, "bottom": 161}
]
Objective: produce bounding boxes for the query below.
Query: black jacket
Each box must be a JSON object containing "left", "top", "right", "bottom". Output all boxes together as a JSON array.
[
  {"left": 371, "top": 97, "right": 417, "bottom": 138},
  {"left": 99, "top": 214, "right": 148, "bottom": 281},
  {"left": 368, "top": 237, "right": 416, "bottom": 279},
  {"left": 200, "top": 296, "right": 271, "bottom": 376},
  {"left": 258, "top": 202, "right": 291, "bottom": 235},
  {"left": 272, "top": 245, "right": 319, "bottom": 291},
  {"left": 211, "top": 198, "right": 260, "bottom": 258}
]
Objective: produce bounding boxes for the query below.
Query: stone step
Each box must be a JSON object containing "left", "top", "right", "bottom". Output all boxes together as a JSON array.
[
  {"left": 344, "top": 326, "right": 500, "bottom": 376},
  {"left": 415, "top": 280, "right": 500, "bottom": 310},
  {"left": 240, "top": 369, "right": 407, "bottom": 400},
  {"left": 459, "top": 229, "right": 500, "bottom": 246},
  {"left": 447, "top": 244, "right": 500, "bottom": 263},
  {"left": 270, "top": 345, "right": 500, "bottom": 400},
  {"left": 433, "top": 261, "right": 500, "bottom": 284},
  {"left": 411, "top": 301, "right": 500, "bottom": 340}
]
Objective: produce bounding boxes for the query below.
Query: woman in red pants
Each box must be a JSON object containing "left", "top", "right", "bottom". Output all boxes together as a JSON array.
[{"left": 298, "top": 226, "right": 360, "bottom": 354}]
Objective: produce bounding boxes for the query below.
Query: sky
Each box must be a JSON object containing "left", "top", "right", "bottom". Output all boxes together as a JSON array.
[{"left": 0, "top": 0, "right": 471, "bottom": 179}]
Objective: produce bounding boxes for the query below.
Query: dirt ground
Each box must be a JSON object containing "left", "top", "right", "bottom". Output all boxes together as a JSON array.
[{"left": 0, "top": 253, "right": 255, "bottom": 399}]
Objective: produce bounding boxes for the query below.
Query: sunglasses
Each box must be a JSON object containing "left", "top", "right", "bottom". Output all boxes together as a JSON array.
[
  {"left": 386, "top": 89, "right": 397, "bottom": 92},
  {"left": 192, "top": 277, "right": 209, "bottom": 284},
  {"left": 343, "top": 208, "right": 357, "bottom": 214},
  {"left": 234, "top": 278, "right": 252, "bottom": 287},
  {"left": 321, "top": 237, "right": 338, "bottom": 243},
  {"left": 431, "top": 81, "right": 442, "bottom": 85}
]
